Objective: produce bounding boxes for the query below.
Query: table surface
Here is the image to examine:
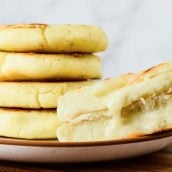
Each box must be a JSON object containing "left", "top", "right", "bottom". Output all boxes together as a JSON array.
[{"left": 0, "top": 145, "right": 171, "bottom": 172}]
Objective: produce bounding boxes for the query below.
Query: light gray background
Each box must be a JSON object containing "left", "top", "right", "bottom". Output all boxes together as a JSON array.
[{"left": 1, "top": 0, "right": 172, "bottom": 78}]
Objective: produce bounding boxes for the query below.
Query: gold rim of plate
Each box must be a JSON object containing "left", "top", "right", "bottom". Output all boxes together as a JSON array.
[{"left": 0, "top": 129, "right": 171, "bottom": 147}]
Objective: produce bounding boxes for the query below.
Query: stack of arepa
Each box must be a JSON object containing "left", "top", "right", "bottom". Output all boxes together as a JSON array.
[{"left": 0, "top": 24, "right": 108, "bottom": 139}]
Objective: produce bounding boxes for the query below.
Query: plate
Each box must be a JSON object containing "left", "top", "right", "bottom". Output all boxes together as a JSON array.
[{"left": 0, "top": 130, "right": 171, "bottom": 163}]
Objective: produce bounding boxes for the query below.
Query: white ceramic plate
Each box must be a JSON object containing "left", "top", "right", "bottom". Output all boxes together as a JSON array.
[{"left": 0, "top": 130, "right": 171, "bottom": 163}]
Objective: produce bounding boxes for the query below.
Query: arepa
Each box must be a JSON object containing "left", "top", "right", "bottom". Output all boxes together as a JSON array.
[
  {"left": 0, "top": 81, "right": 93, "bottom": 109},
  {"left": 0, "top": 108, "right": 57, "bottom": 139},
  {"left": 0, "top": 24, "right": 108, "bottom": 53},
  {"left": 0, "top": 52, "right": 102, "bottom": 81},
  {"left": 57, "top": 63, "right": 172, "bottom": 141}
]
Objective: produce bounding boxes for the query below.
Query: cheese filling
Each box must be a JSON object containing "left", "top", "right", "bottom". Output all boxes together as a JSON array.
[{"left": 121, "top": 88, "right": 172, "bottom": 117}]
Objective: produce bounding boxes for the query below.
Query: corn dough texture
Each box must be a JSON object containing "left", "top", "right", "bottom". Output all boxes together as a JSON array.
[
  {"left": 0, "top": 52, "right": 102, "bottom": 81},
  {"left": 0, "top": 24, "right": 108, "bottom": 53},
  {"left": 0, "top": 108, "right": 58, "bottom": 139}
]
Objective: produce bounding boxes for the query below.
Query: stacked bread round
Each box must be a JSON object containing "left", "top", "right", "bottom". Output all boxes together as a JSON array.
[{"left": 0, "top": 24, "right": 108, "bottom": 139}]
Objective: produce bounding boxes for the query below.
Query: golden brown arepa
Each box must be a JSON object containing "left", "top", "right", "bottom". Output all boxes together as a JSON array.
[
  {"left": 0, "top": 24, "right": 108, "bottom": 53},
  {"left": 0, "top": 52, "right": 102, "bottom": 81},
  {"left": 0, "top": 81, "right": 93, "bottom": 109},
  {"left": 0, "top": 108, "right": 57, "bottom": 139}
]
